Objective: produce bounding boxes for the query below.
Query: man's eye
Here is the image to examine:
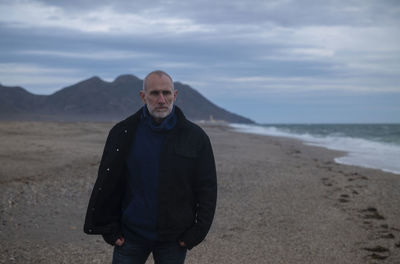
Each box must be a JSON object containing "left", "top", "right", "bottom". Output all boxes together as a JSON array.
[{"left": 162, "top": 91, "right": 171, "bottom": 96}]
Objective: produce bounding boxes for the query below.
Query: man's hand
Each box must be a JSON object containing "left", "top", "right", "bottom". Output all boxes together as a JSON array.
[
  {"left": 179, "top": 241, "right": 186, "bottom": 247},
  {"left": 115, "top": 237, "right": 125, "bottom": 246}
]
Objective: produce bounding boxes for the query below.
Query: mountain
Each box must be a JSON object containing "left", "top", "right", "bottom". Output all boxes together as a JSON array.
[
  {"left": 0, "top": 75, "right": 254, "bottom": 123},
  {"left": 0, "top": 85, "right": 46, "bottom": 117}
]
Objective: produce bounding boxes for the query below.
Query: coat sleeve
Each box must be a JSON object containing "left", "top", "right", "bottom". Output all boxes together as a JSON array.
[
  {"left": 180, "top": 133, "right": 217, "bottom": 249},
  {"left": 83, "top": 125, "right": 124, "bottom": 245}
]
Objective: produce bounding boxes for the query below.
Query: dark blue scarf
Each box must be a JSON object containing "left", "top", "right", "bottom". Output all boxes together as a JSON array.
[{"left": 142, "top": 105, "right": 177, "bottom": 132}]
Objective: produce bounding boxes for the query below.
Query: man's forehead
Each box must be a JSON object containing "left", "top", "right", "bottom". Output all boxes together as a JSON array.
[
  {"left": 147, "top": 72, "right": 172, "bottom": 82},
  {"left": 146, "top": 74, "right": 173, "bottom": 89}
]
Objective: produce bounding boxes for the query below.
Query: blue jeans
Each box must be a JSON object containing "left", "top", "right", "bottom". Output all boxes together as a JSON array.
[{"left": 112, "top": 238, "right": 187, "bottom": 264}]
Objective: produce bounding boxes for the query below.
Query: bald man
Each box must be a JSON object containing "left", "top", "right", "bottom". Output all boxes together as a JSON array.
[{"left": 84, "top": 70, "right": 217, "bottom": 264}]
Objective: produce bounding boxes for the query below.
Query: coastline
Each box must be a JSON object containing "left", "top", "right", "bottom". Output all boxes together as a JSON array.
[
  {"left": 200, "top": 123, "right": 400, "bottom": 263},
  {"left": 230, "top": 123, "right": 400, "bottom": 176},
  {"left": 0, "top": 121, "right": 399, "bottom": 263}
]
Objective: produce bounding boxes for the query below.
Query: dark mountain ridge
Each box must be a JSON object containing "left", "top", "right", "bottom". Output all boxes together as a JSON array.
[{"left": 0, "top": 74, "right": 254, "bottom": 123}]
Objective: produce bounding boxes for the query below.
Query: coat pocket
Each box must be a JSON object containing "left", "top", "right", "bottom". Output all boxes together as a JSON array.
[{"left": 174, "top": 144, "right": 197, "bottom": 159}]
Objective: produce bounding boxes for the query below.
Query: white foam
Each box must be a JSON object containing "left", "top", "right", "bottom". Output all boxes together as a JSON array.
[{"left": 231, "top": 123, "right": 400, "bottom": 175}]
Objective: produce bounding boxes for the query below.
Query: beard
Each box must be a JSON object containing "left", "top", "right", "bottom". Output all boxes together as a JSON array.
[{"left": 147, "top": 104, "right": 173, "bottom": 120}]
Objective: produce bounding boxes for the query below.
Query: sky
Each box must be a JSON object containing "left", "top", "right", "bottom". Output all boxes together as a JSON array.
[{"left": 1, "top": 0, "right": 400, "bottom": 123}]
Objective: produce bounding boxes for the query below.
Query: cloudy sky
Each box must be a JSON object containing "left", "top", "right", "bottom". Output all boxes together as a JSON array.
[{"left": 1, "top": 0, "right": 399, "bottom": 123}]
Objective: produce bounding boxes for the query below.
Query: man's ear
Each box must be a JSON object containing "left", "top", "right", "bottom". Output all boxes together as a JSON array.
[
  {"left": 173, "top": 89, "right": 178, "bottom": 102},
  {"left": 140, "top": 90, "right": 146, "bottom": 104}
]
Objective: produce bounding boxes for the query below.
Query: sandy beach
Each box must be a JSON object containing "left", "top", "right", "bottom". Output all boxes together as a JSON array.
[{"left": 1, "top": 121, "right": 399, "bottom": 263}]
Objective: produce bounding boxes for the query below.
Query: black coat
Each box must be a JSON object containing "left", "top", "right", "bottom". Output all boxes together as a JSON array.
[{"left": 83, "top": 106, "right": 217, "bottom": 250}]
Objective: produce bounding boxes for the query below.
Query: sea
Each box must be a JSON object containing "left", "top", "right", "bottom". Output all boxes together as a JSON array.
[{"left": 230, "top": 123, "right": 400, "bottom": 175}]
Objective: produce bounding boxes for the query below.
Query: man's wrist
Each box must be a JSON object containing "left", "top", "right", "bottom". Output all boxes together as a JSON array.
[
  {"left": 179, "top": 240, "right": 186, "bottom": 247},
  {"left": 115, "top": 237, "right": 125, "bottom": 246}
]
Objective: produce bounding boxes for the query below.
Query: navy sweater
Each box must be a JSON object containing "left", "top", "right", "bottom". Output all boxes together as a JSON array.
[{"left": 121, "top": 106, "right": 177, "bottom": 241}]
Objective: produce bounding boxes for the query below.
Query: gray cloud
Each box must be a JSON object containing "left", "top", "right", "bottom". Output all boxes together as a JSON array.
[{"left": 31, "top": 0, "right": 400, "bottom": 27}]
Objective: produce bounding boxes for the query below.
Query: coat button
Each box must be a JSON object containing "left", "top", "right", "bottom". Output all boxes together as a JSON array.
[
  {"left": 88, "top": 229, "right": 92, "bottom": 233},
  {"left": 116, "top": 148, "right": 119, "bottom": 152},
  {"left": 106, "top": 168, "right": 110, "bottom": 172},
  {"left": 124, "top": 130, "right": 128, "bottom": 133},
  {"left": 98, "top": 187, "right": 102, "bottom": 191}
]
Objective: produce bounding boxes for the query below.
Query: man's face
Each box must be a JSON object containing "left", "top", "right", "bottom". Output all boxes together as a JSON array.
[{"left": 140, "top": 73, "right": 177, "bottom": 122}]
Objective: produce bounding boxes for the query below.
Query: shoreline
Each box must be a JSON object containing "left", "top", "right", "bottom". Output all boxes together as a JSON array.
[
  {"left": 203, "top": 123, "right": 400, "bottom": 263},
  {"left": 1, "top": 121, "right": 399, "bottom": 263},
  {"left": 229, "top": 122, "right": 400, "bottom": 176}
]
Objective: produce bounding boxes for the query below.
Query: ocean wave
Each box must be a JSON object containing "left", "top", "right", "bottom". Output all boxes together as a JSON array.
[{"left": 230, "top": 123, "right": 400, "bottom": 175}]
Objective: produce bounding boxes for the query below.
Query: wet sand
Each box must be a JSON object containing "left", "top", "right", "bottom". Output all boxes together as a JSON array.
[{"left": 0, "top": 121, "right": 399, "bottom": 263}]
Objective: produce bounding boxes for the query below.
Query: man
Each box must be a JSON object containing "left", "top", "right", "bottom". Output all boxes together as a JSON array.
[{"left": 84, "top": 70, "right": 217, "bottom": 264}]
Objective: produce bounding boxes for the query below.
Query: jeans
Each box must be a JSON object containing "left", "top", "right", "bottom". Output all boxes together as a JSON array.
[{"left": 112, "top": 237, "right": 187, "bottom": 264}]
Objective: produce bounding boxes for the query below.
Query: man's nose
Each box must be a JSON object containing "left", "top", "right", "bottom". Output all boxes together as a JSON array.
[{"left": 157, "top": 94, "right": 166, "bottom": 104}]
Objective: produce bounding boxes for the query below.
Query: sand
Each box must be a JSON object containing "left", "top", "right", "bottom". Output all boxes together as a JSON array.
[{"left": 0, "top": 121, "right": 399, "bottom": 264}]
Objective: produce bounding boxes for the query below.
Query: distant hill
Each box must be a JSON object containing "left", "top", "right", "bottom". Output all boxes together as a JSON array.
[{"left": 0, "top": 74, "right": 254, "bottom": 123}]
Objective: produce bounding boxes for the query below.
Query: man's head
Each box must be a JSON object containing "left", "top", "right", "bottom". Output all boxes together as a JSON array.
[{"left": 140, "top": 70, "right": 178, "bottom": 123}]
